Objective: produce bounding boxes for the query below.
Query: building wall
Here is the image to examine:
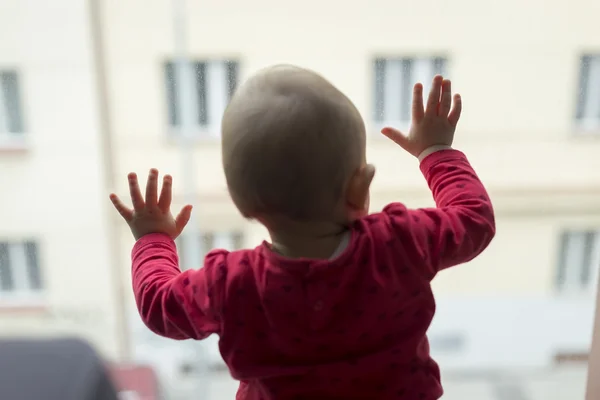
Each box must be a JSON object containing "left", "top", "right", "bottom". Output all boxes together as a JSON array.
[
  {"left": 103, "top": 0, "right": 600, "bottom": 287},
  {"left": 1, "top": 0, "right": 598, "bottom": 373},
  {"left": 96, "top": 3, "right": 600, "bottom": 392},
  {"left": 0, "top": 0, "right": 121, "bottom": 359},
  {"left": 103, "top": 0, "right": 600, "bottom": 191}
]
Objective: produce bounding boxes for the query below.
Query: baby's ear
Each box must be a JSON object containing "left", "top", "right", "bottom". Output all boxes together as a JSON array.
[
  {"left": 356, "top": 164, "right": 375, "bottom": 193},
  {"left": 364, "top": 164, "right": 376, "bottom": 186},
  {"left": 346, "top": 164, "right": 375, "bottom": 216}
]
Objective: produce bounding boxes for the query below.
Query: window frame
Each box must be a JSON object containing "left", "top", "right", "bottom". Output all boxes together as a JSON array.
[
  {"left": 587, "top": 270, "right": 600, "bottom": 398},
  {"left": 163, "top": 59, "right": 239, "bottom": 140},
  {"left": 555, "top": 230, "right": 600, "bottom": 296},
  {"left": 561, "top": 225, "right": 600, "bottom": 398},
  {"left": 372, "top": 55, "right": 447, "bottom": 132},
  {"left": 176, "top": 231, "right": 244, "bottom": 270},
  {"left": 575, "top": 54, "right": 600, "bottom": 133},
  {"left": 0, "top": 69, "right": 26, "bottom": 148},
  {"left": 0, "top": 240, "right": 44, "bottom": 306}
]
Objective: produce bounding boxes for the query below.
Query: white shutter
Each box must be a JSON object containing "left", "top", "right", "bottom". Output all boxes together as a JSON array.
[
  {"left": 563, "top": 232, "right": 587, "bottom": 291},
  {"left": 9, "top": 243, "right": 30, "bottom": 292},
  {"left": 175, "top": 60, "right": 199, "bottom": 137},
  {"left": 383, "top": 60, "right": 404, "bottom": 124},
  {"left": 0, "top": 78, "right": 8, "bottom": 133},
  {"left": 583, "top": 56, "right": 600, "bottom": 127},
  {"left": 413, "top": 58, "right": 436, "bottom": 101},
  {"left": 206, "top": 61, "right": 228, "bottom": 136},
  {"left": 588, "top": 232, "right": 600, "bottom": 293}
]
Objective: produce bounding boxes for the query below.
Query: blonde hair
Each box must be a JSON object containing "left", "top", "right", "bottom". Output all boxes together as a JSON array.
[{"left": 221, "top": 65, "right": 366, "bottom": 221}]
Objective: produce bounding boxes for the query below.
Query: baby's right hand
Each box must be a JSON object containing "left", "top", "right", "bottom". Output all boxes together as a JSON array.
[
  {"left": 381, "top": 75, "right": 462, "bottom": 159},
  {"left": 110, "top": 169, "right": 193, "bottom": 240}
]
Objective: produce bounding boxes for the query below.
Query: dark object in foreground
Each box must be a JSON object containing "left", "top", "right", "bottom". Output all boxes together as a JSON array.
[{"left": 0, "top": 337, "right": 119, "bottom": 400}]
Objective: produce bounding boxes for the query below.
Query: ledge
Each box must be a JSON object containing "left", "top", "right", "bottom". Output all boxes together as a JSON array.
[
  {"left": 0, "top": 304, "right": 47, "bottom": 314},
  {"left": 0, "top": 135, "right": 29, "bottom": 153}
]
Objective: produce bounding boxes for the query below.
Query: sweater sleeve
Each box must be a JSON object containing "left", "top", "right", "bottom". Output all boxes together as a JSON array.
[
  {"left": 383, "top": 149, "right": 496, "bottom": 280},
  {"left": 131, "top": 233, "right": 228, "bottom": 340}
]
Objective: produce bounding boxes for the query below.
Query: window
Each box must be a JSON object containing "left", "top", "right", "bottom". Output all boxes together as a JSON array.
[
  {"left": 555, "top": 230, "right": 600, "bottom": 293},
  {"left": 0, "top": 70, "right": 24, "bottom": 137},
  {"left": 164, "top": 60, "right": 238, "bottom": 137},
  {"left": 0, "top": 241, "right": 43, "bottom": 302},
  {"left": 429, "top": 333, "right": 466, "bottom": 354},
  {"left": 373, "top": 57, "right": 446, "bottom": 126},
  {"left": 177, "top": 232, "right": 244, "bottom": 270},
  {"left": 576, "top": 55, "right": 600, "bottom": 130}
]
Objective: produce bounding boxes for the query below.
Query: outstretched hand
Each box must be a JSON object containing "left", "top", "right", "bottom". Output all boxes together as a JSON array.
[
  {"left": 110, "top": 169, "right": 192, "bottom": 240},
  {"left": 381, "top": 75, "right": 462, "bottom": 158}
]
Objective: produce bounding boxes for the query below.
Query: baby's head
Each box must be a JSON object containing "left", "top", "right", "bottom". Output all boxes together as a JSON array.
[{"left": 221, "top": 65, "right": 374, "bottom": 230}]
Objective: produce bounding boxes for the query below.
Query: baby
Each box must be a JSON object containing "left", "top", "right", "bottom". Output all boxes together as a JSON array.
[{"left": 110, "top": 65, "right": 495, "bottom": 400}]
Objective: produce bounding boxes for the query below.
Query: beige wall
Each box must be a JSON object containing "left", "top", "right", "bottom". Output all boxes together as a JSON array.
[
  {"left": 102, "top": 0, "right": 600, "bottom": 189},
  {"left": 102, "top": 0, "right": 600, "bottom": 190}
]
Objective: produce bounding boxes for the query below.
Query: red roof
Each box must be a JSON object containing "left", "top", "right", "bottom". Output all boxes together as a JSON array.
[{"left": 107, "top": 364, "right": 159, "bottom": 400}]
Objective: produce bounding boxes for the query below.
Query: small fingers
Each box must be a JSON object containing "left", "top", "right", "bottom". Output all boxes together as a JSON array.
[
  {"left": 438, "top": 79, "right": 452, "bottom": 116},
  {"left": 175, "top": 205, "right": 193, "bottom": 234},
  {"left": 145, "top": 169, "right": 159, "bottom": 206},
  {"left": 411, "top": 83, "right": 425, "bottom": 121},
  {"left": 109, "top": 193, "right": 134, "bottom": 221},
  {"left": 448, "top": 94, "right": 462, "bottom": 127},
  {"left": 128, "top": 173, "right": 145, "bottom": 211},
  {"left": 158, "top": 174, "right": 173, "bottom": 212},
  {"left": 425, "top": 75, "right": 443, "bottom": 116},
  {"left": 381, "top": 127, "right": 414, "bottom": 154}
]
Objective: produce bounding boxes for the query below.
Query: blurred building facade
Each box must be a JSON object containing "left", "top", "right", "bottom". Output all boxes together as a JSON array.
[
  {"left": 100, "top": 0, "right": 600, "bottom": 370},
  {"left": 0, "top": 0, "right": 125, "bottom": 360},
  {"left": 2, "top": 0, "right": 600, "bottom": 396}
]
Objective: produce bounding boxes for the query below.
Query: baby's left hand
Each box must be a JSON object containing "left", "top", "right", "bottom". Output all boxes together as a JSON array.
[{"left": 110, "top": 169, "right": 192, "bottom": 240}]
